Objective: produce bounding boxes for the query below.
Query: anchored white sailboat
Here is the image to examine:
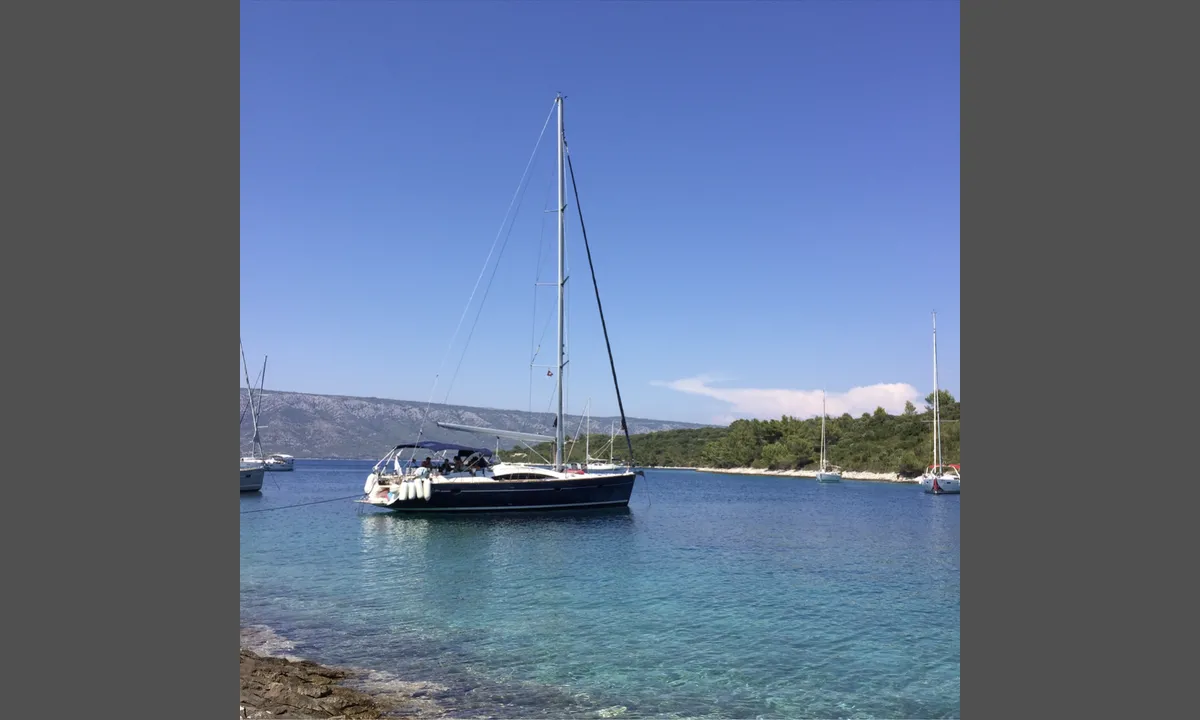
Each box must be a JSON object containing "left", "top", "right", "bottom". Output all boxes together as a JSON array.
[
  {"left": 239, "top": 351, "right": 293, "bottom": 474},
  {"left": 360, "top": 94, "right": 642, "bottom": 513},
  {"left": 919, "top": 311, "right": 961, "bottom": 495},
  {"left": 586, "top": 420, "right": 624, "bottom": 473},
  {"left": 265, "top": 453, "right": 295, "bottom": 472},
  {"left": 815, "top": 390, "right": 842, "bottom": 483},
  {"left": 239, "top": 342, "right": 265, "bottom": 493}
]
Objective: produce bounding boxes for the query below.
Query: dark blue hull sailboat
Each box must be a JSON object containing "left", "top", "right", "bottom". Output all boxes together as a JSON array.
[{"left": 359, "top": 95, "right": 643, "bottom": 514}]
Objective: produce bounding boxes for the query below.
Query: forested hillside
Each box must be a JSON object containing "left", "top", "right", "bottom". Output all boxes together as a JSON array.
[{"left": 499, "top": 391, "right": 960, "bottom": 476}]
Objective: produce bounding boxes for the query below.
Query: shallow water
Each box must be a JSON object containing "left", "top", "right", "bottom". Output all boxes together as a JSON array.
[{"left": 241, "top": 461, "right": 960, "bottom": 719}]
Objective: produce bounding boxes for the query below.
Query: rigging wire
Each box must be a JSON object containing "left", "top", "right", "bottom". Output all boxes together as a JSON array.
[
  {"left": 239, "top": 364, "right": 265, "bottom": 429},
  {"left": 405, "top": 100, "right": 558, "bottom": 462},
  {"left": 440, "top": 150, "right": 544, "bottom": 407},
  {"left": 529, "top": 175, "right": 554, "bottom": 418},
  {"left": 562, "top": 130, "right": 640, "bottom": 471},
  {"left": 240, "top": 493, "right": 366, "bottom": 516}
]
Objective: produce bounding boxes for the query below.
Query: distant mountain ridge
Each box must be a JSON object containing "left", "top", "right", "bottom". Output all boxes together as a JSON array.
[{"left": 239, "top": 389, "right": 711, "bottom": 459}]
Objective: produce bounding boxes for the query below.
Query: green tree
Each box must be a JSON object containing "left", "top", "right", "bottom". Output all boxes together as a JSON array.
[
  {"left": 924, "top": 389, "right": 957, "bottom": 410},
  {"left": 897, "top": 451, "right": 924, "bottom": 477}
]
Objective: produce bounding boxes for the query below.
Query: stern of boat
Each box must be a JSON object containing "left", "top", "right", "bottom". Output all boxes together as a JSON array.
[{"left": 240, "top": 465, "right": 265, "bottom": 492}]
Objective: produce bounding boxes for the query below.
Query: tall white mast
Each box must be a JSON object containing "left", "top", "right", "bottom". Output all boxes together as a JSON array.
[
  {"left": 821, "top": 390, "right": 827, "bottom": 471},
  {"left": 932, "top": 311, "right": 941, "bottom": 470},
  {"left": 554, "top": 94, "right": 566, "bottom": 471}
]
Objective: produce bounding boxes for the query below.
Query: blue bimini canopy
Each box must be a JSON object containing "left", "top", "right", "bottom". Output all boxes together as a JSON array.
[{"left": 393, "top": 441, "right": 493, "bottom": 457}]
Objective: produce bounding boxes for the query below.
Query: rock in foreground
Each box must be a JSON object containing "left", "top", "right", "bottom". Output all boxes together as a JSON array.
[{"left": 240, "top": 648, "right": 393, "bottom": 719}]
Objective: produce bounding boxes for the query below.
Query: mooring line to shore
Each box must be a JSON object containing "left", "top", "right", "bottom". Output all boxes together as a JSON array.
[{"left": 241, "top": 494, "right": 365, "bottom": 515}]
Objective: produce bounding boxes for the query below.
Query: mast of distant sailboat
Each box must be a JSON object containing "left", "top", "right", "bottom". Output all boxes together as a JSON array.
[
  {"left": 932, "top": 311, "right": 941, "bottom": 471},
  {"left": 820, "top": 390, "right": 827, "bottom": 472}
]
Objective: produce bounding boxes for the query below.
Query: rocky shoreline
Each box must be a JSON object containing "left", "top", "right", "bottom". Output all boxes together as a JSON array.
[{"left": 239, "top": 648, "right": 446, "bottom": 719}]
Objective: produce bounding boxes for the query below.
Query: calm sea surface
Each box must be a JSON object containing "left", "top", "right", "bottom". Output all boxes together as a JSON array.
[{"left": 241, "top": 461, "right": 960, "bottom": 719}]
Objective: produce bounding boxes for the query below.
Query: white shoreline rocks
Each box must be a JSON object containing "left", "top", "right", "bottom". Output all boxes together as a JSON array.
[{"left": 655, "top": 466, "right": 921, "bottom": 483}]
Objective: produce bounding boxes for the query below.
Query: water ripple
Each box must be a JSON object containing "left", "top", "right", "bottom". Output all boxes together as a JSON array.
[{"left": 242, "top": 463, "right": 959, "bottom": 718}]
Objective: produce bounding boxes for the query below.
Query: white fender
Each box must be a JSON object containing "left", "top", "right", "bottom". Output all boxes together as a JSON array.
[
  {"left": 421, "top": 476, "right": 432, "bottom": 500},
  {"left": 404, "top": 481, "right": 415, "bottom": 501},
  {"left": 363, "top": 472, "right": 378, "bottom": 494}
]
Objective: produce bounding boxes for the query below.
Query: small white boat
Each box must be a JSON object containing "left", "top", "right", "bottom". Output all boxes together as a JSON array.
[
  {"left": 585, "top": 461, "right": 624, "bottom": 473},
  {"left": 815, "top": 390, "right": 842, "bottom": 483},
  {"left": 265, "top": 453, "right": 294, "bottom": 472},
  {"left": 919, "top": 311, "right": 960, "bottom": 495}
]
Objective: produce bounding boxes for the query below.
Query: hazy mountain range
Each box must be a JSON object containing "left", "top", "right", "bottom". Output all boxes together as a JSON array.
[{"left": 239, "top": 389, "right": 711, "bottom": 459}]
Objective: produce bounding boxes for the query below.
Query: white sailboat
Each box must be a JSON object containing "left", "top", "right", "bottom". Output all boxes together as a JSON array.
[
  {"left": 919, "top": 311, "right": 961, "bottom": 495},
  {"left": 815, "top": 390, "right": 842, "bottom": 483},
  {"left": 239, "top": 342, "right": 265, "bottom": 493},
  {"left": 238, "top": 352, "right": 293, "bottom": 473},
  {"left": 265, "top": 453, "right": 295, "bottom": 472},
  {"left": 586, "top": 420, "right": 624, "bottom": 473}
]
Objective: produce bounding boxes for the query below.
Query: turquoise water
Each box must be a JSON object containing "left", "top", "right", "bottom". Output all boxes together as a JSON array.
[{"left": 241, "top": 461, "right": 959, "bottom": 719}]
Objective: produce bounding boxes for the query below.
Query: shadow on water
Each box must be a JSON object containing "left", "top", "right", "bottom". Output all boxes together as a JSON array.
[{"left": 355, "top": 506, "right": 641, "bottom": 575}]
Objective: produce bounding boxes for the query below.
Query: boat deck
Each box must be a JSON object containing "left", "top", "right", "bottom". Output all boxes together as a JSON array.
[{"left": 375, "top": 473, "right": 608, "bottom": 485}]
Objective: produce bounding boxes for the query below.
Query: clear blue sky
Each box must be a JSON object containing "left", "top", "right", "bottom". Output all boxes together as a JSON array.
[{"left": 240, "top": 0, "right": 960, "bottom": 426}]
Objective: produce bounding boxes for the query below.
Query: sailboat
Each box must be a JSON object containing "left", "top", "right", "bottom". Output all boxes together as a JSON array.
[
  {"left": 815, "top": 390, "right": 842, "bottom": 483},
  {"left": 239, "top": 342, "right": 266, "bottom": 493},
  {"left": 361, "top": 94, "right": 642, "bottom": 513},
  {"left": 586, "top": 420, "right": 624, "bottom": 473},
  {"left": 919, "top": 311, "right": 961, "bottom": 495},
  {"left": 264, "top": 453, "right": 295, "bottom": 472}
]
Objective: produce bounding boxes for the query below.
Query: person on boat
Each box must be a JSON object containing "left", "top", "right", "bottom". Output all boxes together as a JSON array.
[
  {"left": 421, "top": 457, "right": 433, "bottom": 470},
  {"left": 453, "top": 456, "right": 465, "bottom": 473}
]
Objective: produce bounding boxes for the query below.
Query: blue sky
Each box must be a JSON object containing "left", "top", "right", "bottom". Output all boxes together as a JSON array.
[{"left": 240, "top": 1, "right": 960, "bottom": 425}]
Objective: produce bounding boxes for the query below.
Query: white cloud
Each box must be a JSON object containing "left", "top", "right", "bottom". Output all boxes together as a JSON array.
[{"left": 653, "top": 375, "right": 922, "bottom": 421}]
